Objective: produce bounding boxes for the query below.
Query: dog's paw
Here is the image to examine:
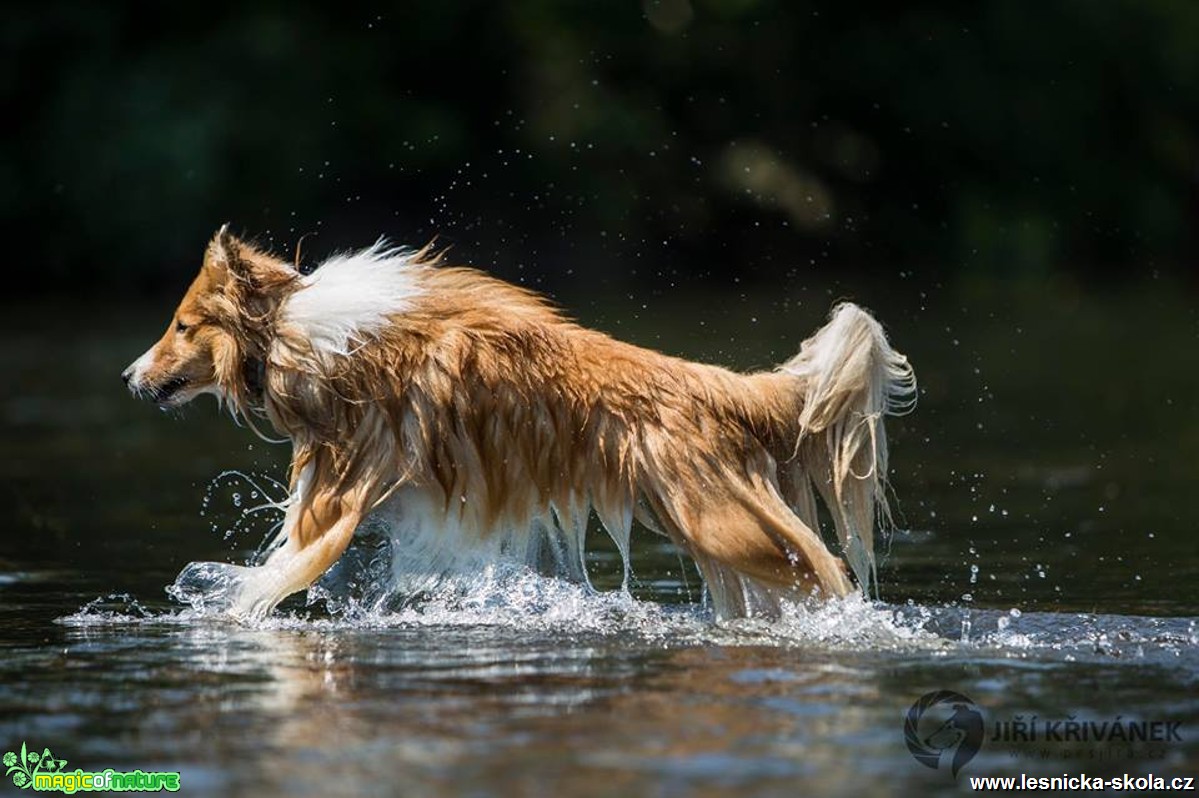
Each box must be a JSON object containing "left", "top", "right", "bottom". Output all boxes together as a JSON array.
[{"left": 167, "top": 561, "right": 253, "bottom": 616}]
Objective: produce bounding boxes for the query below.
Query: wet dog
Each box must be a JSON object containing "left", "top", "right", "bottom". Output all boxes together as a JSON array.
[{"left": 123, "top": 226, "right": 914, "bottom": 621}]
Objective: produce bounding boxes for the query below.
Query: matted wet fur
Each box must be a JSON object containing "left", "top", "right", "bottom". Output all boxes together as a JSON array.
[{"left": 123, "top": 226, "right": 915, "bottom": 621}]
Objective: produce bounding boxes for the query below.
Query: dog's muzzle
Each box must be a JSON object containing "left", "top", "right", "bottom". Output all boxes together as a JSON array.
[
  {"left": 148, "top": 376, "right": 189, "bottom": 404},
  {"left": 122, "top": 366, "right": 188, "bottom": 405}
]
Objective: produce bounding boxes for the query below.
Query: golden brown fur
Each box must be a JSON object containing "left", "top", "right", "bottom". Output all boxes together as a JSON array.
[{"left": 124, "top": 226, "right": 915, "bottom": 621}]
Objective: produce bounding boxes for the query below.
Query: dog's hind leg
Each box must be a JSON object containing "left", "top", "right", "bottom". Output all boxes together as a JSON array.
[{"left": 642, "top": 456, "right": 853, "bottom": 619}]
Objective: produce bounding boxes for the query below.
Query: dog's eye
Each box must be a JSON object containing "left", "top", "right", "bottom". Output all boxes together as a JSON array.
[{"left": 175, "top": 320, "right": 190, "bottom": 333}]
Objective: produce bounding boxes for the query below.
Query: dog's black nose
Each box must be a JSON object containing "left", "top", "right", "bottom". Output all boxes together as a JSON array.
[{"left": 121, "top": 368, "right": 133, "bottom": 386}]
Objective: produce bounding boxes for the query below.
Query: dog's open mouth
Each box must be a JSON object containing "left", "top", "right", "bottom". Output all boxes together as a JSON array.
[{"left": 150, "top": 376, "right": 189, "bottom": 405}]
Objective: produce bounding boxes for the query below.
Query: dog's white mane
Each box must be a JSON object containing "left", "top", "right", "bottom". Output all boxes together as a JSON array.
[{"left": 282, "top": 240, "right": 422, "bottom": 355}]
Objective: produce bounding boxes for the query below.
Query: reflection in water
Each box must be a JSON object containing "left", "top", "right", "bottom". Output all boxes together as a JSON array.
[
  {"left": 43, "top": 619, "right": 894, "bottom": 796},
  {"left": 13, "top": 587, "right": 1189, "bottom": 796}
]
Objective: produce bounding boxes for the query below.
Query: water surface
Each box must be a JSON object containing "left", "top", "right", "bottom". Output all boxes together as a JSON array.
[{"left": 1, "top": 281, "right": 1196, "bottom": 796}]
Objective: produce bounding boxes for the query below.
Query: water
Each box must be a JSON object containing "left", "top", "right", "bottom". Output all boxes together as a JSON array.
[{"left": 2, "top": 281, "right": 1197, "bottom": 796}]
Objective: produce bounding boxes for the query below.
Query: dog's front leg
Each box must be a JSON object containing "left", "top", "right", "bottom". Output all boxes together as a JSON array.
[
  {"left": 228, "top": 474, "right": 370, "bottom": 622},
  {"left": 229, "top": 511, "right": 362, "bottom": 622}
]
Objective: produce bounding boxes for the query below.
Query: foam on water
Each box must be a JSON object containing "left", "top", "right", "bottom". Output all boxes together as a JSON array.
[
  {"left": 57, "top": 578, "right": 1199, "bottom": 667},
  {"left": 59, "top": 582, "right": 929, "bottom": 648}
]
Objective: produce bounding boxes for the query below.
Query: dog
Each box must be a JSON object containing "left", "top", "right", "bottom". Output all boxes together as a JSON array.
[{"left": 123, "top": 226, "right": 915, "bottom": 621}]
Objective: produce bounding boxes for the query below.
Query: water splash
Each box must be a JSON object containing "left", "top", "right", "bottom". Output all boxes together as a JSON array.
[
  {"left": 62, "top": 593, "right": 156, "bottom": 623},
  {"left": 199, "top": 470, "right": 287, "bottom": 543},
  {"left": 59, "top": 472, "right": 1199, "bottom": 665},
  {"left": 59, "top": 571, "right": 1199, "bottom": 667}
]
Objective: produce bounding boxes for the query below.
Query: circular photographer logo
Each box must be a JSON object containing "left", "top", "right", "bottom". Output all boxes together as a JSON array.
[{"left": 904, "top": 690, "right": 985, "bottom": 777}]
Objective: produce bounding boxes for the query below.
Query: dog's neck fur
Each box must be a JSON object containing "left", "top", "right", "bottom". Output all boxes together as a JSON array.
[
  {"left": 224, "top": 242, "right": 438, "bottom": 452},
  {"left": 280, "top": 241, "right": 427, "bottom": 358}
]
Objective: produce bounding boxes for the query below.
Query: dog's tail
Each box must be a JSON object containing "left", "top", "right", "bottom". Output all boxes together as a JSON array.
[{"left": 779, "top": 303, "right": 916, "bottom": 596}]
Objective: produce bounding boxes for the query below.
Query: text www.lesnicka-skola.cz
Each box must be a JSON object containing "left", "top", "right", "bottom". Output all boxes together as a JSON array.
[{"left": 969, "top": 774, "right": 1195, "bottom": 791}]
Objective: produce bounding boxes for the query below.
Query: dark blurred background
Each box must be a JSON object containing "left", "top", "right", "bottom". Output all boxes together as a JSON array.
[
  {"left": 5, "top": 0, "right": 1197, "bottom": 294},
  {"left": 2, "top": 0, "right": 1197, "bottom": 614}
]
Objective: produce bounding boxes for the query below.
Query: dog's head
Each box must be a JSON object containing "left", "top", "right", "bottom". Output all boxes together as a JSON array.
[{"left": 122, "top": 225, "right": 297, "bottom": 410}]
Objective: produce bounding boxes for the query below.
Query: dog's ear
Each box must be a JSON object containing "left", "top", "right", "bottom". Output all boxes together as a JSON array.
[
  {"left": 205, "top": 223, "right": 295, "bottom": 294},
  {"left": 205, "top": 223, "right": 245, "bottom": 273}
]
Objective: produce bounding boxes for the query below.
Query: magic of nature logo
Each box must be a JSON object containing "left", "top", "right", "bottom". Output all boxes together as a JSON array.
[{"left": 4, "top": 742, "right": 180, "bottom": 793}]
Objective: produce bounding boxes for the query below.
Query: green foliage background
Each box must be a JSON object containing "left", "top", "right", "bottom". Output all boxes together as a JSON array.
[{"left": 5, "top": 0, "right": 1197, "bottom": 292}]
